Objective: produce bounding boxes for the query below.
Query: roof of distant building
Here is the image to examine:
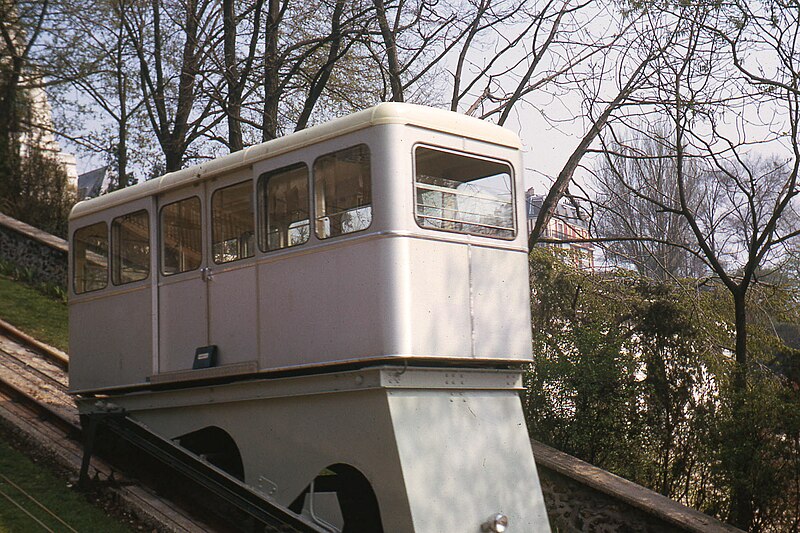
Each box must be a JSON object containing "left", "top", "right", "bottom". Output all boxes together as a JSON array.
[{"left": 77, "top": 166, "right": 111, "bottom": 200}]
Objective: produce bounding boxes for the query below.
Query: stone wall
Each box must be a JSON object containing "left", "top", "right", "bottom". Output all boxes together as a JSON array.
[
  {"left": 540, "top": 468, "right": 674, "bottom": 533},
  {"left": 532, "top": 441, "right": 743, "bottom": 533},
  {"left": 0, "top": 212, "right": 68, "bottom": 290}
]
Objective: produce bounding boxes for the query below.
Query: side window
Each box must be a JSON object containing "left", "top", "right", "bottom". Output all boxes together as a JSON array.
[
  {"left": 414, "top": 146, "right": 515, "bottom": 239},
  {"left": 314, "top": 144, "right": 372, "bottom": 239},
  {"left": 112, "top": 210, "right": 150, "bottom": 285},
  {"left": 258, "top": 163, "right": 310, "bottom": 252},
  {"left": 212, "top": 181, "right": 254, "bottom": 264},
  {"left": 161, "top": 197, "right": 202, "bottom": 275},
  {"left": 73, "top": 222, "right": 108, "bottom": 294}
]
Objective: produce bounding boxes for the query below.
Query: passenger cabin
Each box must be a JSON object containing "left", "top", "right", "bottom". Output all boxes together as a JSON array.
[{"left": 68, "top": 103, "right": 533, "bottom": 393}]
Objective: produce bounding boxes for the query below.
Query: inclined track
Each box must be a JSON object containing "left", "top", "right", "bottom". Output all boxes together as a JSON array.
[
  {"left": 0, "top": 324, "right": 328, "bottom": 533},
  {"left": 0, "top": 325, "right": 218, "bottom": 532}
]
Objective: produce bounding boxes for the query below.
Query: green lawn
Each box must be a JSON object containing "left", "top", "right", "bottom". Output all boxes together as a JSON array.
[
  {"left": 0, "top": 434, "right": 133, "bottom": 532},
  {"left": 0, "top": 275, "right": 68, "bottom": 352},
  {"left": 0, "top": 278, "right": 133, "bottom": 531}
]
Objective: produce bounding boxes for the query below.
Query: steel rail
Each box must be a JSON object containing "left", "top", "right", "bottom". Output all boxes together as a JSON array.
[
  {"left": 0, "top": 318, "right": 68, "bottom": 370},
  {"left": 0, "top": 373, "right": 80, "bottom": 438},
  {"left": 0, "top": 332, "right": 330, "bottom": 533},
  {"left": 0, "top": 375, "right": 214, "bottom": 532},
  {"left": 96, "top": 414, "right": 331, "bottom": 533},
  {"left": 0, "top": 483, "right": 57, "bottom": 532},
  {"left": 0, "top": 346, "right": 68, "bottom": 392}
]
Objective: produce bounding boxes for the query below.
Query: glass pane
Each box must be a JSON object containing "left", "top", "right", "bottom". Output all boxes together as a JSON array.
[
  {"left": 161, "top": 197, "right": 202, "bottom": 275},
  {"left": 414, "top": 147, "right": 515, "bottom": 239},
  {"left": 212, "top": 181, "right": 254, "bottom": 264},
  {"left": 73, "top": 222, "right": 108, "bottom": 293},
  {"left": 314, "top": 144, "right": 372, "bottom": 239},
  {"left": 258, "top": 163, "right": 310, "bottom": 251},
  {"left": 112, "top": 210, "right": 150, "bottom": 285}
]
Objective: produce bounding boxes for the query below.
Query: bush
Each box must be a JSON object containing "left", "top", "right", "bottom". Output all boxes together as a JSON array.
[{"left": 523, "top": 248, "right": 800, "bottom": 530}]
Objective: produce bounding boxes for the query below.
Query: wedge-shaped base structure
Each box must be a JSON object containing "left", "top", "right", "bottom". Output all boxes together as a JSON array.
[{"left": 77, "top": 366, "right": 550, "bottom": 532}]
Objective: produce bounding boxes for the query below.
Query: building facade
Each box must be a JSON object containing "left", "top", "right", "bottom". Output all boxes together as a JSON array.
[{"left": 526, "top": 188, "right": 594, "bottom": 270}]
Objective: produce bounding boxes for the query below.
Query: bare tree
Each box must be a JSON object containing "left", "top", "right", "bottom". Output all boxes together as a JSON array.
[
  {"left": 591, "top": 128, "right": 707, "bottom": 280},
  {"left": 49, "top": 0, "right": 150, "bottom": 188},
  {"left": 122, "top": 0, "right": 221, "bottom": 172},
  {"left": 371, "top": 0, "right": 404, "bottom": 101},
  {"left": 244, "top": 0, "right": 374, "bottom": 141},
  {"left": 572, "top": 4, "right": 800, "bottom": 527},
  {"left": 528, "top": 42, "right": 664, "bottom": 249},
  {"left": 221, "top": 0, "right": 264, "bottom": 151}
]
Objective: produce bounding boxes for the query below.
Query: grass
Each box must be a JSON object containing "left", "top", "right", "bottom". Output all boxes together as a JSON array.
[
  {"left": 0, "top": 433, "right": 133, "bottom": 532},
  {"left": 0, "top": 274, "right": 68, "bottom": 352},
  {"left": 0, "top": 277, "right": 135, "bottom": 530}
]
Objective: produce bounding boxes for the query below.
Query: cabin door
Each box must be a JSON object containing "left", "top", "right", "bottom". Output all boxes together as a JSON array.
[
  {"left": 156, "top": 188, "right": 209, "bottom": 373},
  {"left": 204, "top": 172, "right": 258, "bottom": 367}
]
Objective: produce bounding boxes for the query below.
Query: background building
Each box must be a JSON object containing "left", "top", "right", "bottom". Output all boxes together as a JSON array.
[{"left": 526, "top": 188, "right": 594, "bottom": 269}]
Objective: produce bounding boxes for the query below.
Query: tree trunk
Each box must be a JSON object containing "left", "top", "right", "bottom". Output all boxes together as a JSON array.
[
  {"left": 262, "top": 0, "right": 280, "bottom": 142},
  {"left": 164, "top": 147, "right": 182, "bottom": 173},
  {"left": 0, "top": 56, "right": 22, "bottom": 142},
  {"left": 528, "top": 52, "right": 653, "bottom": 251},
  {"left": 223, "top": 0, "right": 243, "bottom": 151},
  {"left": 373, "top": 0, "right": 403, "bottom": 102},
  {"left": 0, "top": 55, "right": 23, "bottom": 199},
  {"left": 116, "top": 67, "right": 129, "bottom": 188},
  {"left": 729, "top": 288, "right": 753, "bottom": 530},
  {"left": 117, "top": 120, "right": 128, "bottom": 188},
  {"left": 295, "top": 0, "right": 344, "bottom": 131}
]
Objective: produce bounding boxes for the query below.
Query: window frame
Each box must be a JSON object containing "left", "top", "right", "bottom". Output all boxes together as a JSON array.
[
  {"left": 111, "top": 209, "right": 151, "bottom": 286},
  {"left": 73, "top": 221, "right": 109, "bottom": 295},
  {"left": 313, "top": 144, "right": 373, "bottom": 240},
  {"left": 412, "top": 144, "right": 517, "bottom": 241},
  {"left": 257, "top": 162, "right": 311, "bottom": 253},
  {"left": 159, "top": 195, "right": 203, "bottom": 276}
]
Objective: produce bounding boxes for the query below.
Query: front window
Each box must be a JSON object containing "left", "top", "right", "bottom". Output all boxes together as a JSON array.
[
  {"left": 414, "top": 147, "right": 515, "bottom": 239},
  {"left": 314, "top": 144, "right": 372, "bottom": 239}
]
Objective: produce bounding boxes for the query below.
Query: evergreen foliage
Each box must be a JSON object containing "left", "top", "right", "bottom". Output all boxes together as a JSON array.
[
  {"left": 0, "top": 138, "right": 75, "bottom": 238},
  {"left": 524, "top": 248, "right": 800, "bottom": 531}
]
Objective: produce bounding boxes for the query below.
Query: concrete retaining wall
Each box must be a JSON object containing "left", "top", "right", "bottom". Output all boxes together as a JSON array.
[{"left": 0, "top": 212, "right": 68, "bottom": 289}]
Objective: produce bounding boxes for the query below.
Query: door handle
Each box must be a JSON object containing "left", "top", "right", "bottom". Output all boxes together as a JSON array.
[{"left": 201, "top": 267, "right": 214, "bottom": 282}]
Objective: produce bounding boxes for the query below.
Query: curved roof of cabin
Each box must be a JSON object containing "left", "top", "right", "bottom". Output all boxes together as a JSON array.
[{"left": 70, "top": 102, "right": 522, "bottom": 221}]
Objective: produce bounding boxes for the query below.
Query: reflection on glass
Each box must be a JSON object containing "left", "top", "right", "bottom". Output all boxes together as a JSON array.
[
  {"left": 212, "top": 182, "right": 254, "bottom": 264},
  {"left": 161, "top": 197, "right": 202, "bottom": 275},
  {"left": 112, "top": 210, "right": 150, "bottom": 285},
  {"left": 414, "top": 147, "right": 515, "bottom": 239},
  {"left": 74, "top": 222, "right": 108, "bottom": 293},
  {"left": 258, "top": 163, "right": 310, "bottom": 251},
  {"left": 314, "top": 144, "right": 372, "bottom": 239}
]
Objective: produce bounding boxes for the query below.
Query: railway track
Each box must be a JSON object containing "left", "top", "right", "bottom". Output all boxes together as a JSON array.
[
  {"left": 0, "top": 320, "right": 327, "bottom": 533},
  {"left": 0, "top": 320, "right": 219, "bottom": 532}
]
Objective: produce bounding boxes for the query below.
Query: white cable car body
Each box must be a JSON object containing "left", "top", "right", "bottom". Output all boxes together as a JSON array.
[{"left": 68, "top": 103, "right": 550, "bottom": 532}]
